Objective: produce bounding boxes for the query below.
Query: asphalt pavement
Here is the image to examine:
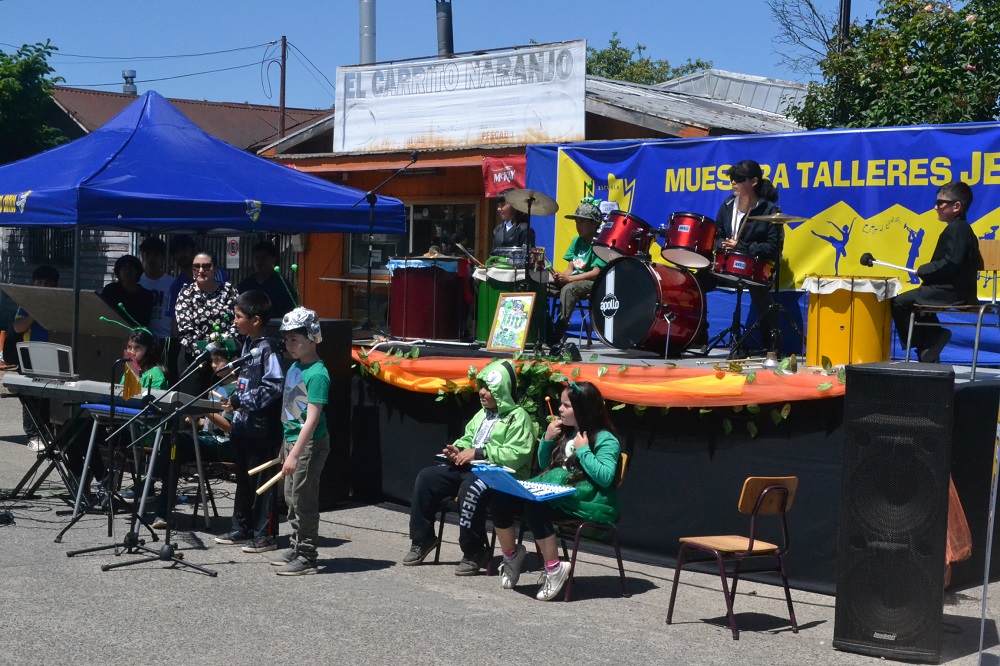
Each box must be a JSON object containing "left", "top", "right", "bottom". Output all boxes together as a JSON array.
[{"left": 0, "top": 393, "right": 998, "bottom": 665}]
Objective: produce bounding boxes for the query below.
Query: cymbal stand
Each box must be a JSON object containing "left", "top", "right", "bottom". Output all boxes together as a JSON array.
[
  {"left": 704, "top": 279, "right": 752, "bottom": 357},
  {"left": 730, "top": 237, "right": 805, "bottom": 357}
]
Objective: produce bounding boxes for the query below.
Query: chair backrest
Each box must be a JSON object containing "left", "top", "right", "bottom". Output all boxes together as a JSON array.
[
  {"left": 738, "top": 476, "right": 798, "bottom": 515},
  {"left": 980, "top": 239, "right": 1000, "bottom": 272},
  {"left": 614, "top": 452, "right": 629, "bottom": 488}
]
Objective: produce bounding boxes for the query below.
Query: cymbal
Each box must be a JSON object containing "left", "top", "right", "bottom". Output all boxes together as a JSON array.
[
  {"left": 504, "top": 189, "right": 559, "bottom": 216},
  {"left": 747, "top": 212, "right": 809, "bottom": 224}
]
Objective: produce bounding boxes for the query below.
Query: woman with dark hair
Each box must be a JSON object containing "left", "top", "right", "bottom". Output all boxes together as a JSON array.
[
  {"left": 100, "top": 254, "right": 155, "bottom": 327},
  {"left": 711, "top": 159, "right": 783, "bottom": 353},
  {"left": 174, "top": 251, "right": 238, "bottom": 389},
  {"left": 492, "top": 189, "right": 536, "bottom": 252},
  {"left": 490, "top": 380, "right": 621, "bottom": 601}
]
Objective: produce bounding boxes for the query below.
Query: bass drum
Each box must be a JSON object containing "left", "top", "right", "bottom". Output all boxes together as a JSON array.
[{"left": 590, "top": 257, "right": 704, "bottom": 356}]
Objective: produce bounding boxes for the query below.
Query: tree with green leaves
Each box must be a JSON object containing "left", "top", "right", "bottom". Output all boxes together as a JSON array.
[
  {"left": 0, "top": 41, "right": 65, "bottom": 165},
  {"left": 586, "top": 32, "right": 710, "bottom": 85},
  {"left": 789, "top": 0, "right": 1000, "bottom": 129}
]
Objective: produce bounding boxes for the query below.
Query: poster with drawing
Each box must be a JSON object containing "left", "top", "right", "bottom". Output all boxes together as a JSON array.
[{"left": 486, "top": 292, "right": 536, "bottom": 352}]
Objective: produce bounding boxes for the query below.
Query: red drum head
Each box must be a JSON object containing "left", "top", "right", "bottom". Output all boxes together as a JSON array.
[
  {"left": 592, "top": 211, "right": 654, "bottom": 263},
  {"left": 659, "top": 212, "right": 716, "bottom": 269},
  {"left": 589, "top": 257, "right": 704, "bottom": 356}
]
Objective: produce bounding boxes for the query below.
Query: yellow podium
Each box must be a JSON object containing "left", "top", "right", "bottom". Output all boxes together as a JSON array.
[{"left": 803, "top": 276, "right": 901, "bottom": 367}]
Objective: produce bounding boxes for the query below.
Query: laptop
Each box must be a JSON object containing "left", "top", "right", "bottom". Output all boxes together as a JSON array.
[
  {"left": 17, "top": 342, "right": 78, "bottom": 381},
  {"left": 472, "top": 464, "right": 577, "bottom": 502}
]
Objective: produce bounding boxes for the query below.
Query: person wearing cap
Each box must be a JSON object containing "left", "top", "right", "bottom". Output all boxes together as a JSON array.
[
  {"left": 492, "top": 189, "right": 536, "bottom": 252},
  {"left": 550, "top": 201, "right": 607, "bottom": 348}
]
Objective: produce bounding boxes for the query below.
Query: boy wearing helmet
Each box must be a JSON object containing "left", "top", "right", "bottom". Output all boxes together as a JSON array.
[
  {"left": 270, "top": 307, "right": 330, "bottom": 576},
  {"left": 402, "top": 359, "right": 536, "bottom": 575}
]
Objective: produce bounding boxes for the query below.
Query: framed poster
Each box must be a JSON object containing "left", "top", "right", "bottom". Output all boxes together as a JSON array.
[{"left": 486, "top": 292, "right": 537, "bottom": 352}]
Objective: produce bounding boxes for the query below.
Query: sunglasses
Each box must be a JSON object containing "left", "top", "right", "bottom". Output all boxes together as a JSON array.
[
  {"left": 730, "top": 176, "right": 748, "bottom": 184},
  {"left": 934, "top": 199, "right": 958, "bottom": 208},
  {"left": 192, "top": 263, "right": 214, "bottom": 270}
]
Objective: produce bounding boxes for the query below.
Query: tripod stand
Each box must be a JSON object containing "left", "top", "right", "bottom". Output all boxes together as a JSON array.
[
  {"left": 704, "top": 279, "right": 754, "bottom": 358},
  {"left": 353, "top": 151, "right": 419, "bottom": 339},
  {"left": 730, "top": 238, "right": 805, "bottom": 357}
]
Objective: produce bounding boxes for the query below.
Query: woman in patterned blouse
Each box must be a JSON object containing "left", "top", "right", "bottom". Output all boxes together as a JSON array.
[{"left": 174, "top": 251, "right": 239, "bottom": 361}]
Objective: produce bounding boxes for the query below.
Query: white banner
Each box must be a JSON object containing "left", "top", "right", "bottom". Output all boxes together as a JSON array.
[{"left": 334, "top": 41, "right": 587, "bottom": 154}]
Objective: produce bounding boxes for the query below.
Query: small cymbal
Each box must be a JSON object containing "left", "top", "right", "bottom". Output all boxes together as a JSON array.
[
  {"left": 504, "top": 189, "right": 559, "bottom": 216},
  {"left": 747, "top": 212, "right": 809, "bottom": 224}
]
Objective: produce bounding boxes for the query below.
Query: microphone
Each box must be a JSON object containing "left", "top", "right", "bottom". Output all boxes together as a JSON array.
[
  {"left": 193, "top": 341, "right": 220, "bottom": 364},
  {"left": 220, "top": 347, "right": 262, "bottom": 372},
  {"left": 859, "top": 252, "right": 875, "bottom": 267}
]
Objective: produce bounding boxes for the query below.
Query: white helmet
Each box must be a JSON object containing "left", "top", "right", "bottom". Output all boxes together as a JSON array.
[{"left": 280, "top": 307, "right": 322, "bottom": 343}]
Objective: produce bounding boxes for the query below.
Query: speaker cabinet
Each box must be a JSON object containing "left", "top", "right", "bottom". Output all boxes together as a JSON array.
[{"left": 833, "top": 362, "right": 954, "bottom": 663}]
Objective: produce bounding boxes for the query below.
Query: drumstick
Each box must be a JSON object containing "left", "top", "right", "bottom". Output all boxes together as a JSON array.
[
  {"left": 545, "top": 396, "right": 554, "bottom": 416},
  {"left": 248, "top": 457, "right": 280, "bottom": 476},
  {"left": 860, "top": 252, "right": 917, "bottom": 275},
  {"left": 256, "top": 469, "right": 284, "bottom": 495}
]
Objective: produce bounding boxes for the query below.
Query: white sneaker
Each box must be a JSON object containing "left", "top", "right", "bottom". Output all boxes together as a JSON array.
[
  {"left": 498, "top": 544, "right": 527, "bottom": 590},
  {"left": 27, "top": 438, "right": 44, "bottom": 452},
  {"left": 536, "top": 561, "right": 571, "bottom": 601}
]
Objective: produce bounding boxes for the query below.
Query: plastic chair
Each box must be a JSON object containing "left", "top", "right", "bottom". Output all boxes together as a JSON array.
[
  {"left": 549, "top": 451, "right": 631, "bottom": 601},
  {"left": 666, "top": 476, "right": 798, "bottom": 640},
  {"left": 549, "top": 296, "right": 593, "bottom": 349},
  {"left": 905, "top": 238, "right": 1000, "bottom": 379}
]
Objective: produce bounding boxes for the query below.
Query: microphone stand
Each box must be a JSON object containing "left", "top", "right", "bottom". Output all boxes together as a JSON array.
[
  {"left": 352, "top": 151, "right": 419, "bottom": 339},
  {"left": 100, "top": 374, "right": 226, "bottom": 576}
]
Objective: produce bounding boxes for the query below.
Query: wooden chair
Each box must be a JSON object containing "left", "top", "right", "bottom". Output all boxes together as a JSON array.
[
  {"left": 666, "top": 476, "right": 798, "bottom": 640},
  {"left": 905, "top": 238, "right": 1000, "bottom": 379},
  {"left": 549, "top": 451, "right": 630, "bottom": 601}
]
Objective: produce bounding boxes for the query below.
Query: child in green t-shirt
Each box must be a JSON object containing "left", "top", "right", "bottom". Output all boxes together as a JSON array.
[{"left": 270, "top": 307, "right": 330, "bottom": 576}]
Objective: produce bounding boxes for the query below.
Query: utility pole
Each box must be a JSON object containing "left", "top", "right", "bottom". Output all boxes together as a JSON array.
[{"left": 280, "top": 35, "right": 287, "bottom": 138}]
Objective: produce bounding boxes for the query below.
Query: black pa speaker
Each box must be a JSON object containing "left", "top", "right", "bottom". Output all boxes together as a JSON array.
[{"left": 833, "top": 362, "right": 954, "bottom": 663}]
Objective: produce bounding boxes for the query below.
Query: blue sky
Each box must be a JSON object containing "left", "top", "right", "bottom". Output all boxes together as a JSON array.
[{"left": 3, "top": 0, "right": 881, "bottom": 110}]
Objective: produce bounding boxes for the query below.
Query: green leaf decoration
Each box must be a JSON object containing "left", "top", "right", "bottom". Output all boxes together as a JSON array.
[
  {"left": 611, "top": 403, "right": 626, "bottom": 411},
  {"left": 722, "top": 418, "right": 733, "bottom": 435},
  {"left": 410, "top": 346, "right": 420, "bottom": 359},
  {"left": 780, "top": 403, "right": 792, "bottom": 420},
  {"left": 443, "top": 380, "right": 457, "bottom": 390},
  {"left": 713, "top": 363, "right": 725, "bottom": 372},
  {"left": 551, "top": 373, "right": 567, "bottom": 383},
  {"left": 770, "top": 409, "right": 783, "bottom": 426},
  {"left": 468, "top": 364, "right": 479, "bottom": 379},
  {"left": 589, "top": 353, "right": 599, "bottom": 362},
  {"left": 634, "top": 405, "right": 647, "bottom": 417},
  {"left": 778, "top": 357, "right": 790, "bottom": 372},
  {"left": 370, "top": 361, "right": 381, "bottom": 375},
  {"left": 821, "top": 355, "right": 833, "bottom": 373},
  {"left": 571, "top": 367, "right": 581, "bottom": 378},
  {"left": 394, "top": 348, "right": 404, "bottom": 358},
  {"left": 358, "top": 348, "right": 369, "bottom": 360},
  {"left": 746, "top": 372, "right": 756, "bottom": 384},
  {"left": 699, "top": 408, "right": 713, "bottom": 415},
  {"left": 435, "top": 395, "right": 445, "bottom": 402},
  {"left": 746, "top": 404, "right": 761, "bottom": 414},
  {"left": 598, "top": 365, "right": 609, "bottom": 377},
  {"left": 660, "top": 406, "right": 671, "bottom": 415},
  {"left": 513, "top": 351, "right": 524, "bottom": 361},
  {"left": 817, "top": 382, "right": 834, "bottom": 391},
  {"left": 728, "top": 361, "right": 744, "bottom": 373},
  {"left": 747, "top": 422, "right": 759, "bottom": 438},
  {"left": 616, "top": 365, "right": 628, "bottom": 374},
  {"left": 438, "top": 388, "right": 445, "bottom": 395},
  {"left": 837, "top": 367, "right": 847, "bottom": 384},
  {"left": 732, "top": 404, "right": 744, "bottom": 413}
]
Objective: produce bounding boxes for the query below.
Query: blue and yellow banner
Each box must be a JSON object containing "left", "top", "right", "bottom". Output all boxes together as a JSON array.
[{"left": 527, "top": 123, "right": 1000, "bottom": 293}]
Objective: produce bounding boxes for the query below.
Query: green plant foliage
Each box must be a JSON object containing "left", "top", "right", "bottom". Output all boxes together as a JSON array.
[
  {"left": 789, "top": 0, "right": 1000, "bottom": 128},
  {"left": 722, "top": 418, "right": 734, "bottom": 435},
  {"left": 611, "top": 403, "right": 626, "bottom": 411},
  {"left": 747, "top": 422, "right": 759, "bottom": 438},
  {"left": 597, "top": 365, "right": 609, "bottom": 377},
  {"left": 0, "top": 41, "right": 66, "bottom": 164},
  {"left": 587, "top": 32, "right": 711, "bottom": 84},
  {"left": 817, "top": 381, "right": 834, "bottom": 390}
]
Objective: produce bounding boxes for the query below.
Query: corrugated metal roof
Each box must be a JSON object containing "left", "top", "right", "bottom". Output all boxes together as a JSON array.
[
  {"left": 52, "top": 86, "right": 330, "bottom": 151},
  {"left": 586, "top": 76, "right": 801, "bottom": 134},
  {"left": 655, "top": 69, "right": 807, "bottom": 116}
]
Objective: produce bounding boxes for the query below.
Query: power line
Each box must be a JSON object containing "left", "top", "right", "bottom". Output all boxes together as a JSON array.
[
  {"left": 287, "top": 44, "right": 336, "bottom": 99},
  {"left": 66, "top": 61, "right": 262, "bottom": 87},
  {"left": 0, "top": 41, "right": 276, "bottom": 63},
  {"left": 287, "top": 42, "right": 336, "bottom": 94}
]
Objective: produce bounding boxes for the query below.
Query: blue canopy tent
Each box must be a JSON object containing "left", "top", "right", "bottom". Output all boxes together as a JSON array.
[{"left": 0, "top": 90, "right": 406, "bottom": 352}]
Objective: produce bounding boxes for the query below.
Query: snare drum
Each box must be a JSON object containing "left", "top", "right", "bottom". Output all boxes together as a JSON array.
[
  {"left": 711, "top": 251, "right": 775, "bottom": 287},
  {"left": 592, "top": 211, "right": 655, "bottom": 262},
  {"left": 492, "top": 246, "right": 527, "bottom": 267},
  {"left": 659, "top": 212, "right": 717, "bottom": 269},
  {"left": 589, "top": 256, "right": 704, "bottom": 356}
]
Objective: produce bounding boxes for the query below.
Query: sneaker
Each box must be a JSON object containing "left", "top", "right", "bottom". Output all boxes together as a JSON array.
[
  {"left": 401, "top": 538, "right": 439, "bottom": 566},
  {"left": 214, "top": 530, "right": 251, "bottom": 545},
  {"left": 119, "top": 488, "right": 136, "bottom": 504},
  {"left": 454, "top": 548, "right": 491, "bottom": 576},
  {"left": 274, "top": 555, "right": 317, "bottom": 576},
  {"left": 498, "top": 544, "right": 527, "bottom": 590},
  {"left": 27, "top": 437, "right": 44, "bottom": 453},
  {"left": 919, "top": 329, "right": 952, "bottom": 364},
  {"left": 241, "top": 536, "right": 278, "bottom": 554},
  {"left": 536, "top": 561, "right": 571, "bottom": 601},
  {"left": 151, "top": 516, "right": 168, "bottom": 530},
  {"left": 269, "top": 549, "right": 297, "bottom": 567}
]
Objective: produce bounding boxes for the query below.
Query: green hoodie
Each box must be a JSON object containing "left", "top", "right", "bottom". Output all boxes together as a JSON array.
[{"left": 453, "top": 359, "right": 537, "bottom": 479}]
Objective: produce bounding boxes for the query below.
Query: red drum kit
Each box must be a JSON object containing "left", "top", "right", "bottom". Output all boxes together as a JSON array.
[{"left": 592, "top": 210, "right": 656, "bottom": 263}]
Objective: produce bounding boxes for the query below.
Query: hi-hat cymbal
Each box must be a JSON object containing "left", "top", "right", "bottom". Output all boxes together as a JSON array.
[
  {"left": 747, "top": 212, "right": 809, "bottom": 224},
  {"left": 504, "top": 189, "right": 559, "bottom": 216}
]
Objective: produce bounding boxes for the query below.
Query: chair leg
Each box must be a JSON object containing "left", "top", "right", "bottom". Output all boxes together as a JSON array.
[
  {"left": 778, "top": 554, "right": 798, "bottom": 633},
  {"left": 666, "top": 544, "right": 689, "bottom": 625},
  {"left": 562, "top": 524, "right": 585, "bottom": 602},
  {"left": 434, "top": 506, "right": 447, "bottom": 564},
  {"left": 972, "top": 309, "right": 987, "bottom": 381},
  {"left": 730, "top": 560, "right": 742, "bottom": 603},
  {"left": 905, "top": 312, "right": 916, "bottom": 362},
  {"left": 608, "top": 526, "right": 630, "bottom": 598},
  {"left": 712, "top": 552, "right": 740, "bottom": 640}
]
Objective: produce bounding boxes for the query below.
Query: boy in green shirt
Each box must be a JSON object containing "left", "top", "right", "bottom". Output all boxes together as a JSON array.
[
  {"left": 550, "top": 202, "right": 606, "bottom": 348},
  {"left": 270, "top": 307, "right": 330, "bottom": 576}
]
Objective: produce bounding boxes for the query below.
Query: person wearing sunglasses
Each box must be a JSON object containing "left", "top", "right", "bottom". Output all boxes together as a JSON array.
[
  {"left": 891, "top": 181, "right": 983, "bottom": 363},
  {"left": 174, "top": 251, "right": 239, "bottom": 389}
]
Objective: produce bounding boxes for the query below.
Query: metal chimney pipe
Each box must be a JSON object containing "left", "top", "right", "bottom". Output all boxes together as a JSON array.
[
  {"left": 360, "top": 0, "right": 376, "bottom": 64},
  {"left": 436, "top": 0, "right": 454, "bottom": 56},
  {"left": 122, "top": 70, "right": 137, "bottom": 95}
]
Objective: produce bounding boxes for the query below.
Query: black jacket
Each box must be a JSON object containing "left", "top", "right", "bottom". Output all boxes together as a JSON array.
[
  {"left": 915, "top": 215, "right": 983, "bottom": 305},
  {"left": 492, "top": 222, "right": 535, "bottom": 251},
  {"left": 230, "top": 336, "right": 284, "bottom": 440},
  {"left": 713, "top": 196, "right": 783, "bottom": 262}
]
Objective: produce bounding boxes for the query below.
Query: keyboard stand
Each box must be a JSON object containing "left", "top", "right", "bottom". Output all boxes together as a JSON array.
[{"left": 3, "top": 395, "right": 83, "bottom": 506}]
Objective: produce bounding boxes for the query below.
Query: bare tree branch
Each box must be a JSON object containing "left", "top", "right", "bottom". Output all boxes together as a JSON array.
[{"left": 768, "top": 0, "right": 837, "bottom": 76}]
